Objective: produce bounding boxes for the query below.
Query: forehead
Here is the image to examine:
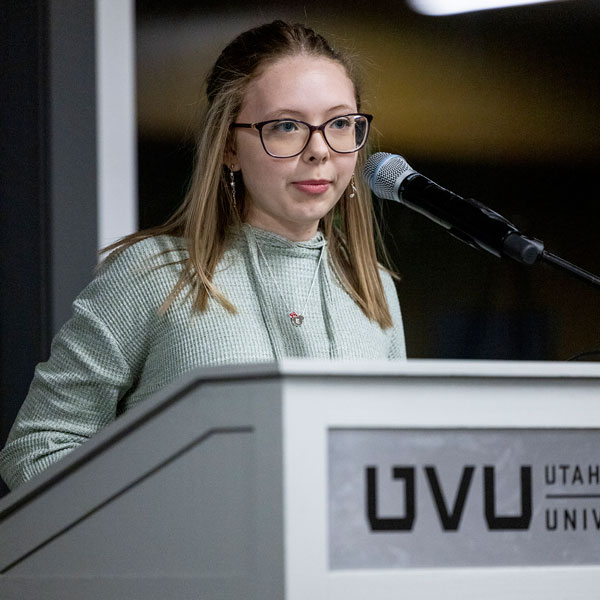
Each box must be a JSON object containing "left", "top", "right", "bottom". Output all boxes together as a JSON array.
[{"left": 240, "top": 55, "right": 357, "bottom": 118}]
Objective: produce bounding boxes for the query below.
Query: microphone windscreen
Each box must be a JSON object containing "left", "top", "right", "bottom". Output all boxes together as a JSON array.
[{"left": 363, "top": 152, "right": 416, "bottom": 200}]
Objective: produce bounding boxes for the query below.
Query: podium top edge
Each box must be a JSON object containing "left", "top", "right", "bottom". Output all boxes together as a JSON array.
[{"left": 197, "top": 359, "right": 600, "bottom": 382}]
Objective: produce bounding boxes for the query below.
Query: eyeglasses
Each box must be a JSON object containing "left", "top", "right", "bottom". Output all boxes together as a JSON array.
[{"left": 230, "top": 113, "right": 373, "bottom": 158}]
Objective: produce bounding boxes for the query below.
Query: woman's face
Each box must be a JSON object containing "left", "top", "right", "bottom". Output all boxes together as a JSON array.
[{"left": 229, "top": 55, "right": 359, "bottom": 241}]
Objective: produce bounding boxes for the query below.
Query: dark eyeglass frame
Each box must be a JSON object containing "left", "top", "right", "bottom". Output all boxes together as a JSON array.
[{"left": 230, "top": 113, "right": 373, "bottom": 158}]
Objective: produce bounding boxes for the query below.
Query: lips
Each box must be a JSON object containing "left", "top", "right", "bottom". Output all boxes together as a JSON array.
[{"left": 292, "top": 179, "right": 331, "bottom": 194}]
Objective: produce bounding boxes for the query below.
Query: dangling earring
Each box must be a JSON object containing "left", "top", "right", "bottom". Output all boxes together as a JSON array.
[
  {"left": 229, "top": 165, "right": 237, "bottom": 208},
  {"left": 349, "top": 173, "right": 358, "bottom": 199}
]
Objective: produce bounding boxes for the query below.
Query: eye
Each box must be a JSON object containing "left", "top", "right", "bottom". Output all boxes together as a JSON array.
[
  {"left": 270, "top": 120, "right": 301, "bottom": 133},
  {"left": 329, "top": 116, "right": 352, "bottom": 130}
]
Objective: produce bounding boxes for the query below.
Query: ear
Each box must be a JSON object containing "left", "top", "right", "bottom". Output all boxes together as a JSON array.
[
  {"left": 223, "top": 136, "right": 239, "bottom": 171},
  {"left": 223, "top": 152, "right": 238, "bottom": 171}
]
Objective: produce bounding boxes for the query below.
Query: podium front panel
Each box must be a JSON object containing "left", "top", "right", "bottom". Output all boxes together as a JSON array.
[{"left": 280, "top": 361, "right": 600, "bottom": 600}]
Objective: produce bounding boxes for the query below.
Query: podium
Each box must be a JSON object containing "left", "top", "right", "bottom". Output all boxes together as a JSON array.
[{"left": 1, "top": 360, "right": 599, "bottom": 599}]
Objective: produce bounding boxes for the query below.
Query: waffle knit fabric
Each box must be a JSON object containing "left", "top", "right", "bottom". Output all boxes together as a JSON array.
[{"left": 0, "top": 225, "right": 405, "bottom": 488}]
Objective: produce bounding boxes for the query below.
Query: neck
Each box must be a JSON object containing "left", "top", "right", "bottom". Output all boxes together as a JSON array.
[{"left": 244, "top": 215, "right": 319, "bottom": 242}]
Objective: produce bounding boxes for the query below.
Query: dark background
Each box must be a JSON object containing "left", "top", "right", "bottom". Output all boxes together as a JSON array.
[{"left": 136, "top": 0, "right": 600, "bottom": 361}]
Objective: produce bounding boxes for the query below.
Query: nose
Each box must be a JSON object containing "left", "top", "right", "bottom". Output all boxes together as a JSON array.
[{"left": 302, "top": 129, "right": 330, "bottom": 162}]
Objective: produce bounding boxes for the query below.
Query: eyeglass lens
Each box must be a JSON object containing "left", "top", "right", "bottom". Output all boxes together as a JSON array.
[{"left": 261, "top": 115, "right": 369, "bottom": 157}]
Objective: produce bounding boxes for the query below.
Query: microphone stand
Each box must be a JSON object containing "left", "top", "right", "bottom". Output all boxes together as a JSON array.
[
  {"left": 540, "top": 250, "right": 600, "bottom": 288},
  {"left": 502, "top": 232, "right": 600, "bottom": 289}
]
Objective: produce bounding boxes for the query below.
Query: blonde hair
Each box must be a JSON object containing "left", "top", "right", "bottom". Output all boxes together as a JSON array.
[{"left": 105, "top": 21, "right": 395, "bottom": 328}]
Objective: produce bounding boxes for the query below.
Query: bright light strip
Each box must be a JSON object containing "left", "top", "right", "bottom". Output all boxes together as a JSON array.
[{"left": 408, "top": 0, "right": 566, "bottom": 16}]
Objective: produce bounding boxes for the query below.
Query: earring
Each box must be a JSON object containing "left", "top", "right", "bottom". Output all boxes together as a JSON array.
[
  {"left": 349, "top": 173, "right": 358, "bottom": 199},
  {"left": 229, "top": 165, "right": 237, "bottom": 208}
]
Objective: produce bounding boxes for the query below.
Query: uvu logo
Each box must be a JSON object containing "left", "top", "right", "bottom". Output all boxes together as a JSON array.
[{"left": 366, "top": 465, "right": 532, "bottom": 532}]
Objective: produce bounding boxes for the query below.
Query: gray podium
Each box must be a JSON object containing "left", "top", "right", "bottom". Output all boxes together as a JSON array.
[{"left": 1, "top": 360, "right": 599, "bottom": 600}]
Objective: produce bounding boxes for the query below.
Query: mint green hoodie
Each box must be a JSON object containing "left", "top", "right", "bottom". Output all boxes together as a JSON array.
[{"left": 0, "top": 226, "right": 405, "bottom": 489}]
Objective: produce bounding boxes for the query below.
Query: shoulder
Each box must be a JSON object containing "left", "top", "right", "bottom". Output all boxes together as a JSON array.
[
  {"left": 378, "top": 267, "right": 400, "bottom": 303},
  {"left": 80, "top": 235, "right": 188, "bottom": 317},
  {"left": 99, "top": 234, "right": 188, "bottom": 277},
  {"left": 64, "top": 235, "right": 189, "bottom": 358}
]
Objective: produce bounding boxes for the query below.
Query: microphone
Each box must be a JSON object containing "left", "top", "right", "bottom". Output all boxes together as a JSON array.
[{"left": 363, "top": 152, "right": 544, "bottom": 265}]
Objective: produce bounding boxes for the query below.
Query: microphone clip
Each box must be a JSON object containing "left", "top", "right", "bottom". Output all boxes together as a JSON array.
[{"left": 502, "top": 233, "right": 544, "bottom": 266}]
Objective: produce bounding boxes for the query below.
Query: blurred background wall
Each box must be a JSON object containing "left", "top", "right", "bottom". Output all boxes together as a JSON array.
[{"left": 136, "top": 0, "right": 600, "bottom": 361}]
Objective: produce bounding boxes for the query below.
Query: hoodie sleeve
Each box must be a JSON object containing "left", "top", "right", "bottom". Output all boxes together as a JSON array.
[{"left": 0, "top": 237, "right": 175, "bottom": 489}]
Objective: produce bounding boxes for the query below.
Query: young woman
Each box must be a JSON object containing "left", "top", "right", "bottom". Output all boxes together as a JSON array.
[{"left": 0, "top": 21, "right": 406, "bottom": 489}]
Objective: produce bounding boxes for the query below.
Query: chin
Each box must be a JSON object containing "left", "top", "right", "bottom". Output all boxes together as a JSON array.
[
  {"left": 294, "top": 197, "right": 338, "bottom": 219},
  {"left": 289, "top": 210, "right": 331, "bottom": 229}
]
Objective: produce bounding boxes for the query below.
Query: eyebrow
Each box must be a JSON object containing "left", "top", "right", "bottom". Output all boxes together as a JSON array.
[{"left": 264, "top": 105, "right": 356, "bottom": 120}]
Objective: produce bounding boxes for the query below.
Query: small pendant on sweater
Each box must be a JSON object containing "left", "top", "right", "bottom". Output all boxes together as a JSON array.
[{"left": 289, "top": 312, "right": 304, "bottom": 327}]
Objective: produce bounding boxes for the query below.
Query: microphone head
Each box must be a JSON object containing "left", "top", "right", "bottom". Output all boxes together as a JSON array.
[{"left": 363, "top": 152, "right": 417, "bottom": 201}]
